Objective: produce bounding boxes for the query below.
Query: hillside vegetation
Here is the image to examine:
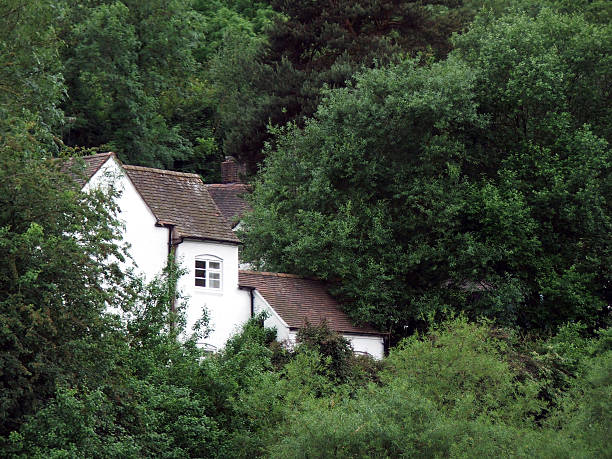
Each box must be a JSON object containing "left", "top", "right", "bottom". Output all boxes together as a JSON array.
[{"left": 1, "top": 0, "right": 610, "bottom": 456}]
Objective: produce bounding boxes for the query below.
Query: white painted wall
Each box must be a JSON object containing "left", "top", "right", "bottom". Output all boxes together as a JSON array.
[
  {"left": 83, "top": 157, "right": 168, "bottom": 281},
  {"left": 252, "top": 290, "right": 292, "bottom": 342},
  {"left": 83, "top": 157, "right": 384, "bottom": 357},
  {"left": 175, "top": 239, "right": 250, "bottom": 350},
  {"left": 344, "top": 334, "right": 385, "bottom": 360},
  {"left": 84, "top": 157, "right": 251, "bottom": 350},
  {"left": 253, "top": 290, "right": 385, "bottom": 359}
]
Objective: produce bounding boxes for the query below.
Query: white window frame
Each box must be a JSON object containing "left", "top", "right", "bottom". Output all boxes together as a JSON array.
[{"left": 194, "top": 255, "right": 223, "bottom": 290}]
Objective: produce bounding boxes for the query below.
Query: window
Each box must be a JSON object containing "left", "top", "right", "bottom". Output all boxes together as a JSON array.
[{"left": 195, "top": 256, "right": 222, "bottom": 289}]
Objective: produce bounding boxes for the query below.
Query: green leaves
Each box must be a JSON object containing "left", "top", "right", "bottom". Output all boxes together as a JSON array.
[
  {"left": 243, "top": 6, "right": 611, "bottom": 336},
  {"left": 0, "top": 0, "right": 65, "bottom": 155},
  {"left": 61, "top": 1, "right": 204, "bottom": 170},
  {"left": 0, "top": 151, "right": 127, "bottom": 435},
  {"left": 215, "top": 0, "right": 480, "bottom": 170},
  {"left": 267, "top": 319, "right": 593, "bottom": 459}
]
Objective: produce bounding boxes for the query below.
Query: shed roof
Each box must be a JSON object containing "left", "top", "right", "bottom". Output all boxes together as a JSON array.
[{"left": 239, "top": 271, "right": 382, "bottom": 336}]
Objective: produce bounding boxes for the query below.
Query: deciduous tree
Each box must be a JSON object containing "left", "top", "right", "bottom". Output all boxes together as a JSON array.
[
  {"left": 215, "top": 0, "right": 480, "bottom": 170},
  {"left": 242, "top": 8, "right": 611, "bottom": 336},
  {"left": 0, "top": 150, "right": 126, "bottom": 434}
]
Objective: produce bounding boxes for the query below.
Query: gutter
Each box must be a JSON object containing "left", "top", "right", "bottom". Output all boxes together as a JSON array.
[
  {"left": 239, "top": 285, "right": 256, "bottom": 317},
  {"left": 179, "top": 234, "right": 242, "bottom": 246},
  {"left": 158, "top": 222, "right": 181, "bottom": 331}
]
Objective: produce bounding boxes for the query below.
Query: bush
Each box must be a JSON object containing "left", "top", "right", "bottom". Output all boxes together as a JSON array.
[
  {"left": 382, "top": 318, "right": 544, "bottom": 424},
  {"left": 267, "top": 318, "right": 584, "bottom": 458},
  {"left": 548, "top": 330, "right": 612, "bottom": 457}
]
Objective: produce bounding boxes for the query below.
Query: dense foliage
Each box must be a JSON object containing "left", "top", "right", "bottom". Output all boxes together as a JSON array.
[
  {"left": 243, "top": 6, "right": 611, "bottom": 336},
  {"left": 0, "top": 0, "right": 274, "bottom": 179},
  {"left": 0, "top": 153, "right": 609, "bottom": 454},
  {"left": 2, "top": 1, "right": 611, "bottom": 456},
  {"left": 0, "top": 152, "right": 126, "bottom": 435},
  {"left": 2, "top": 0, "right": 485, "bottom": 175},
  {"left": 0, "top": 0, "right": 65, "bottom": 154},
  {"left": 269, "top": 319, "right": 612, "bottom": 458},
  {"left": 3, "top": 299, "right": 611, "bottom": 457},
  {"left": 215, "top": 0, "right": 481, "bottom": 170}
]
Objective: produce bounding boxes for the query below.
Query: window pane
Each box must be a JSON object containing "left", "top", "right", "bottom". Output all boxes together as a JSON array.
[
  {"left": 209, "top": 272, "right": 220, "bottom": 280},
  {"left": 195, "top": 278, "right": 206, "bottom": 287},
  {"left": 195, "top": 269, "right": 206, "bottom": 278},
  {"left": 195, "top": 260, "right": 206, "bottom": 269},
  {"left": 209, "top": 279, "right": 220, "bottom": 289},
  {"left": 209, "top": 261, "right": 220, "bottom": 270}
]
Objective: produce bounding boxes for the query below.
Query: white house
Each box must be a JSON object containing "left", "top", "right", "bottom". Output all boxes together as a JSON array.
[
  {"left": 75, "top": 152, "right": 386, "bottom": 358},
  {"left": 238, "top": 271, "right": 386, "bottom": 358}
]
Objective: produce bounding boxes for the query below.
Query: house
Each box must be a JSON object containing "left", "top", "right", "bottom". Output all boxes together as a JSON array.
[
  {"left": 239, "top": 271, "right": 385, "bottom": 358},
  {"left": 75, "top": 152, "right": 386, "bottom": 358}
]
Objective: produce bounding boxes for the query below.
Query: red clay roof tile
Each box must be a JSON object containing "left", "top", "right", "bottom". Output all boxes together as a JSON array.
[
  {"left": 63, "top": 152, "right": 115, "bottom": 188},
  {"left": 205, "top": 183, "right": 252, "bottom": 227}
]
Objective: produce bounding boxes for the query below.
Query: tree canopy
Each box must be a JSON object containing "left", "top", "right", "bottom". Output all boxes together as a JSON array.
[
  {"left": 242, "top": 7, "right": 611, "bottom": 336},
  {"left": 1, "top": 2, "right": 611, "bottom": 456},
  {"left": 0, "top": 150, "right": 127, "bottom": 434},
  {"left": 215, "top": 0, "right": 481, "bottom": 170}
]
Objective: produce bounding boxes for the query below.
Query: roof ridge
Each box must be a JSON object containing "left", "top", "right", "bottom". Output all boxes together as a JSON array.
[
  {"left": 61, "top": 152, "right": 116, "bottom": 188},
  {"left": 239, "top": 270, "right": 317, "bottom": 280},
  {"left": 78, "top": 151, "right": 115, "bottom": 159},
  {"left": 206, "top": 183, "right": 252, "bottom": 188},
  {"left": 123, "top": 164, "right": 201, "bottom": 179},
  {"left": 122, "top": 163, "right": 240, "bottom": 244}
]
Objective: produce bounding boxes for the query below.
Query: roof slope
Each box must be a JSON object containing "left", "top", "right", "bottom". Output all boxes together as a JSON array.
[
  {"left": 206, "top": 183, "right": 252, "bottom": 227},
  {"left": 239, "top": 271, "right": 382, "bottom": 336},
  {"left": 62, "top": 152, "right": 114, "bottom": 188},
  {"left": 123, "top": 165, "right": 240, "bottom": 244}
]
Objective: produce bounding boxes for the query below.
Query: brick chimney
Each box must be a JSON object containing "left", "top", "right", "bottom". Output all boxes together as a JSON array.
[{"left": 221, "top": 156, "right": 242, "bottom": 183}]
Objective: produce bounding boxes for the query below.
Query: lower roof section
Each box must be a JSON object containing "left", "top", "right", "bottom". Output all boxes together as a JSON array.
[{"left": 238, "top": 270, "right": 383, "bottom": 336}]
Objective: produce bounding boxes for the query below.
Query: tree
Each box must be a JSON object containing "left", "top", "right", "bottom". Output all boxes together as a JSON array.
[
  {"left": 452, "top": 8, "right": 612, "bottom": 329},
  {"left": 214, "top": 0, "right": 481, "bottom": 171},
  {"left": 57, "top": 0, "right": 280, "bottom": 177},
  {"left": 1, "top": 257, "right": 223, "bottom": 457},
  {"left": 60, "top": 0, "right": 204, "bottom": 170},
  {"left": 267, "top": 319, "right": 578, "bottom": 458},
  {"left": 0, "top": 0, "right": 65, "bottom": 154},
  {"left": 193, "top": 0, "right": 276, "bottom": 63},
  {"left": 242, "top": 7, "right": 611, "bottom": 336},
  {"left": 0, "top": 150, "right": 127, "bottom": 435},
  {"left": 551, "top": 335, "right": 612, "bottom": 457}
]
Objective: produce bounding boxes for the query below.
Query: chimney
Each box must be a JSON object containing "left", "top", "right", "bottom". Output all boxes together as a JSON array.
[{"left": 221, "top": 156, "right": 242, "bottom": 183}]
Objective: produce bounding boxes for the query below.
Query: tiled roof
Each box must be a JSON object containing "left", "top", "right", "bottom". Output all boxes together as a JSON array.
[
  {"left": 123, "top": 165, "right": 240, "bottom": 244},
  {"left": 206, "top": 183, "right": 252, "bottom": 227},
  {"left": 239, "top": 271, "right": 382, "bottom": 336},
  {"left": 62, "top": 152, "right": 115, "bottom": 188}
]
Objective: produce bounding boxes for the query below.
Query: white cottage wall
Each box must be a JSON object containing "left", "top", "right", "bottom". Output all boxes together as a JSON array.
[
  {"left": 83, "top": 157, "right": 169, "bottom": 280},
  {"left": 82, "top": 157, "right": 383, "bottom": 357},
  {"left": 252, "top": 290, "right": 385, "bottom": 359},
  {"left": 175, "top": 239, "right": 251, "bottom": 350},
  {"left": 344, "top": 334, "right": 385, "bottom": 360},
  {"left": 252, "top": 290, "right": 291, "bottom": 342},
  {"left": 284, "top": 331, "right": 383, "bottom": 359},
  {"left": 84, "top": 157, "right": 251, "bottom": 350}
]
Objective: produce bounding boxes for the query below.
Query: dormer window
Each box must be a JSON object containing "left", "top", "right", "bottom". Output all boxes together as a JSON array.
[{"left": 195, "top": 256, "right": 222, "bottom": 289}]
